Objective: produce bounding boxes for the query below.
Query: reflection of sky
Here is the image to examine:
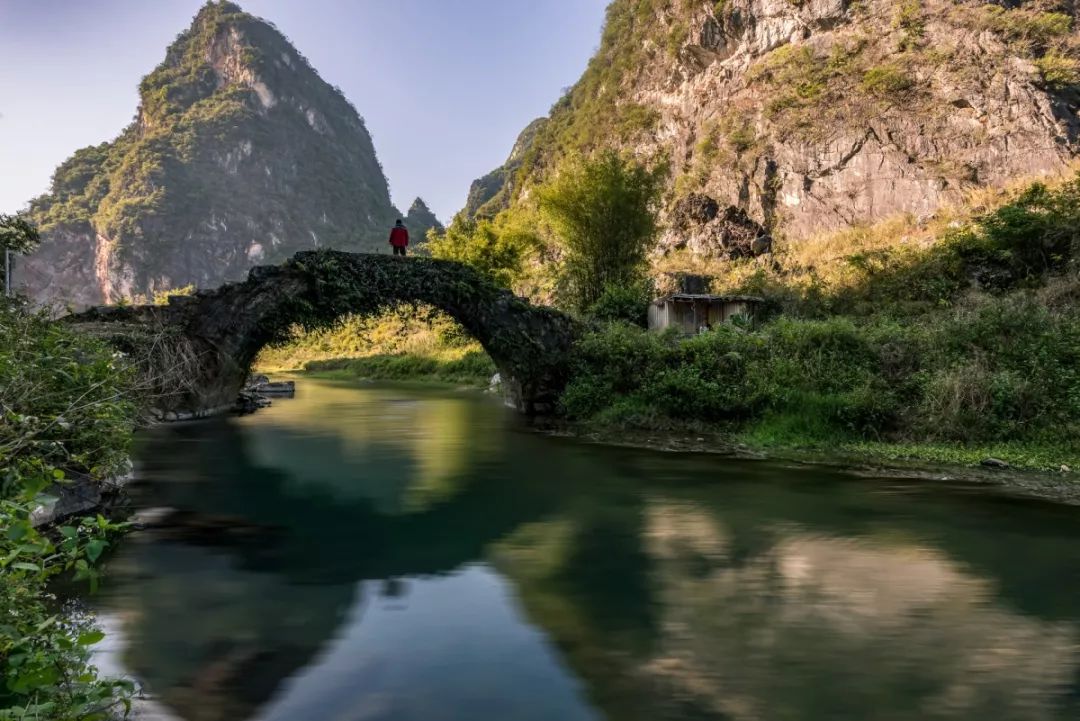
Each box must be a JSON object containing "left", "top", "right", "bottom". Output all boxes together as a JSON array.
[
  {"left": 239, "top": 383, "right": 502, "bottom": 514},
  {"left": 257, "top": 565, "right": 599, "bottom": 721}
]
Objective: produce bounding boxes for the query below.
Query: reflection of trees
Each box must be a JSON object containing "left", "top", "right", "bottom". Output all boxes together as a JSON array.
[{"left": 493, "top": 463, "right": 1080, "bottom": 721}]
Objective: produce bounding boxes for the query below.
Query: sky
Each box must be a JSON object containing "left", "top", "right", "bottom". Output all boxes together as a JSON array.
[{"left": 0, "top": 0, "right": 609, "bottom": 222}]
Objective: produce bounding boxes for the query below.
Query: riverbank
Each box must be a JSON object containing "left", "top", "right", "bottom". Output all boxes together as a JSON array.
[
  {"left": 536, "top": 421, "right": 1080, "bottom": 505},
  {"left": 274, "top": 367, "right": 1080, "bottom": 503},
  {"left": 0, "top": 299, "right": 138, "bottom": 718}
]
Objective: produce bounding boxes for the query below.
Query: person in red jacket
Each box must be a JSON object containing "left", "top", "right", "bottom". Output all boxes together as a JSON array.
[{"left": 388, "top": 219, "right": 409, "bottom": 256}]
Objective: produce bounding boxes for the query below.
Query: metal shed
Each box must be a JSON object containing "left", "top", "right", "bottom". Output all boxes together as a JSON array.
[{"left": 648, "top": 293, "right": 764, "bottom": 334}]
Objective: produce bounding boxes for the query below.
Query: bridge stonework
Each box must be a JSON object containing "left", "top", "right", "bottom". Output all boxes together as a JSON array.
[{"left": 69, "top": 251, "right": 581, "bottom": 415}]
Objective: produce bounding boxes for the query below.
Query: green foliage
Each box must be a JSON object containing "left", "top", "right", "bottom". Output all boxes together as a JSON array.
[
  {"left": 1, "top": 302, "right": 136, "bottom": 495},
  {"left": 0, "top": 498, "right": 132, "bottom": 721},
  {"left": 0, "top": 215, "right": 40, "bottom": 255},
  {"left": 860, "top": 64, "right": 914, "bottom": 97},
  {"left": 256, "top": 304, "right": 494, "bottom": 387},
  {"left": 426, "top": 212, "right": 539, "bottom": 289},
  {"left": 564, "top": 299, "right": 1080, "bottom": 459},
  {"left": 538, "top": 151, "right": 664, "bottom": 313},
  {"left": 586, "top": 281, "right": 653, "bottom": 327},
  {"left": 0, "top": 300, "right": 137, "bottom": 719},
  {"left": 565, "top": 175, "right": 1080, "bottom": 467},
  {"left": 306, "top": 350, "right": 496, "bottom": 387},
  {"left": 616, "top": 104, "right": 661, "bottom": 140},
  {"left": 705, "top": 173, "right": 1080, "bottom": 316},
  {"left": 666, "top": 19, "right": 690, "bottom": 58},
  {"left": 152, "top": 284, "right": 196, "bottom": 305},
  {"left": 893, "top": 0, "right": 924, "bottom": 50},
  {"left": 971, "top": 6, "right": 1073, "bottom": 50},
  {"left": 747, "top": 39, "right": 881, "bottom": 134},
  {"left": 1035, "top": 50, "right": 1080, "bottom": 90}
]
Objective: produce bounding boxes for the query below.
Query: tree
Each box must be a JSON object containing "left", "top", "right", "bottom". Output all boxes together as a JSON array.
[
  {"left": 538, "top": 150, "right": 664, "bottom": 313},
  {"left": 0, "top": 214, "right": 40, "bottom": 254},
  {"left": 426, "top": 211, "right": 539, "bottom": 289}
]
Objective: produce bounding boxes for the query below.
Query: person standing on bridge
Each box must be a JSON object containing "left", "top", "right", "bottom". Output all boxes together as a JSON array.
[{"left": 388, "top": 218, "right": 409, "bottom": 257}]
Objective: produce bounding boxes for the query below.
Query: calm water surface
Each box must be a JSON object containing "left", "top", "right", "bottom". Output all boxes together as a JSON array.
[{"left": 94, "top": 379, "right": 1080, "bottom": 721}]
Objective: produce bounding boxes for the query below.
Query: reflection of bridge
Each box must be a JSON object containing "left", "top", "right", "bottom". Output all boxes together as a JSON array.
[
  {"left": 109, "top": 421, "right": 1080, "bottom": 721},
  {"left": 69, "top": 250, "right": 581, "bottom": 413}
]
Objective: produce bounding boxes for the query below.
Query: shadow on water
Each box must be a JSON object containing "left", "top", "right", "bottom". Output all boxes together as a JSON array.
[{"left": 94, "top": 380, "right": 1080, "bottom": 721}]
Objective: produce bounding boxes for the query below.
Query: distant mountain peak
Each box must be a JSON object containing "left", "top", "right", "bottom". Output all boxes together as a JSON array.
[
  {"left": 17, "top": 1, "right": 398, "bottom": 306},
  {"left": 405, "top": 197, "right": 443, "bottom": 241}
]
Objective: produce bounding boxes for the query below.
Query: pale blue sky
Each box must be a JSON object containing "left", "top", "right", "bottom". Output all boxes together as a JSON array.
[{"left": 0, "top": 0, "right": 609, "bottom": 221}]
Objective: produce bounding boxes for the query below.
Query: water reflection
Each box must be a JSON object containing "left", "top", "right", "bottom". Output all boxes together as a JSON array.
[{"left": 96, "top": 380, "right": 1080, "bottom": 721}]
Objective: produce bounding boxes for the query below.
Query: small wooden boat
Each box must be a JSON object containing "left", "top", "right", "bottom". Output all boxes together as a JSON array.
[{"left": 251, "top": 380, "right": 296, "bottom": 396}]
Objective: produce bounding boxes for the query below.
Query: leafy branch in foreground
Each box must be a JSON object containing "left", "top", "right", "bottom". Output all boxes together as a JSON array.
[{"left": 0, "top": 215, "right": 40, "bottom": 255}]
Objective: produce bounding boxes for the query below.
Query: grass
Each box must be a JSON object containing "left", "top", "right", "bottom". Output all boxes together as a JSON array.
[
  {"left": 305, "top": 351, "right": 495, "bottom": 387},
  {"left": 255, "top": 304, "right": 496, "bottom": 387}
]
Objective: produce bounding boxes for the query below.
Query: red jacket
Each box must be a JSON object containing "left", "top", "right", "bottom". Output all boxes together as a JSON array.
[{"left": 389, "top": 226, "right": 409, "bottom": 247}]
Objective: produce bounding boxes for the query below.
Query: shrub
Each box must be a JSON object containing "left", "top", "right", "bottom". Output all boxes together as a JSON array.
[
  {"left": 0, "top": 214, "right": 40, "bottom": 255},
  {"left": 893, "top": 0, "right": 924, "bottom": 50},
  {"left": 586, "top": 281, "right": 653, "bottom": 327},
  {"left": 426, "top": 211, "right": 539, "bottom": 289},
  {"left": 617, "top": 104, "right": 661, "bottom": 139},
  {"left": 1, "top": 300, "right": 136, "bottom": 494},
  {"left": 561, "top": 293, "right": 1080, "bottom": 450},
  {"left": 861, "top": 64, "right": 914, "bottom": 97},
  {"left": 1035, "top": 50, "right": 1080, "bottom": 90},
  {"left": 0, "top": 299, "right": 137, "bottom": 719}
]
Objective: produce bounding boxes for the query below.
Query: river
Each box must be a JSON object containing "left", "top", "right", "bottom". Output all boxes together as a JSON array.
[{"left": 91, "top": 378, "right": 1080, "bottom": 721}]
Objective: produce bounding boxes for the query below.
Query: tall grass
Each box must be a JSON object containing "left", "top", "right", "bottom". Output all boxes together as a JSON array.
[{"left": 255, "top": 304, "right": 496, "bottom": 386}]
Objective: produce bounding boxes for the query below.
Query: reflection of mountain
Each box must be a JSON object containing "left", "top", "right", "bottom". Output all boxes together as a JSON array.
[
  {"left": 105, "top": 382, "right": 1080, "bottom": 721},
  {"left": 639, "top": 501, "right": 1079, "bottom": 721},
  {"left": 493, "top": 467, "right": 1080, "bottom": 721}
]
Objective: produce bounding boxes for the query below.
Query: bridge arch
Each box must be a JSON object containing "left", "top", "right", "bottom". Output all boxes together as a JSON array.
[{"left": 70, "top": 251, "right": 581, "bottom": 414}]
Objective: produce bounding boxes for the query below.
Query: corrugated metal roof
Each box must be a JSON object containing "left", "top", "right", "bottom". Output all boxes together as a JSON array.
[{"left": 652, "top": 293, "right": 765, "bottom": 304}]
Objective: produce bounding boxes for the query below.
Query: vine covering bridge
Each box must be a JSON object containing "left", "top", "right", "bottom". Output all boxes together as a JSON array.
[{"left": 69, "top": 251, "right": 581, "bottom": 415}]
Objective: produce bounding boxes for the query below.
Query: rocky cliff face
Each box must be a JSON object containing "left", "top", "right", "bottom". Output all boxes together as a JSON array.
[
  {"left": 18, "top": 1, "right": 434, "bottom": 306},
  {"left": 462, "top": 118, "right": 548, "bottom": 220},
  {"left": 472, "top": 0, "right": 1080, "bottom": 253}
]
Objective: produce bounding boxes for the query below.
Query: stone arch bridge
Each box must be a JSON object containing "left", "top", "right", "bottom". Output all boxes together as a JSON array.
[{"left": 69, "top": 251, "right": 581, "bottom": 415}]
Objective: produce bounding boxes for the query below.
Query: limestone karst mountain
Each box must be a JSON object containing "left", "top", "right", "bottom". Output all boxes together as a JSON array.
[
  {"left": 18, "top": 1, "right": 438, "bottom": 306},
  {"left": 404, "top": 197, "right": 444, "bottom": 245},
  {"left": 468, "top": 0, "right": 1080, "bottom": 254}
]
